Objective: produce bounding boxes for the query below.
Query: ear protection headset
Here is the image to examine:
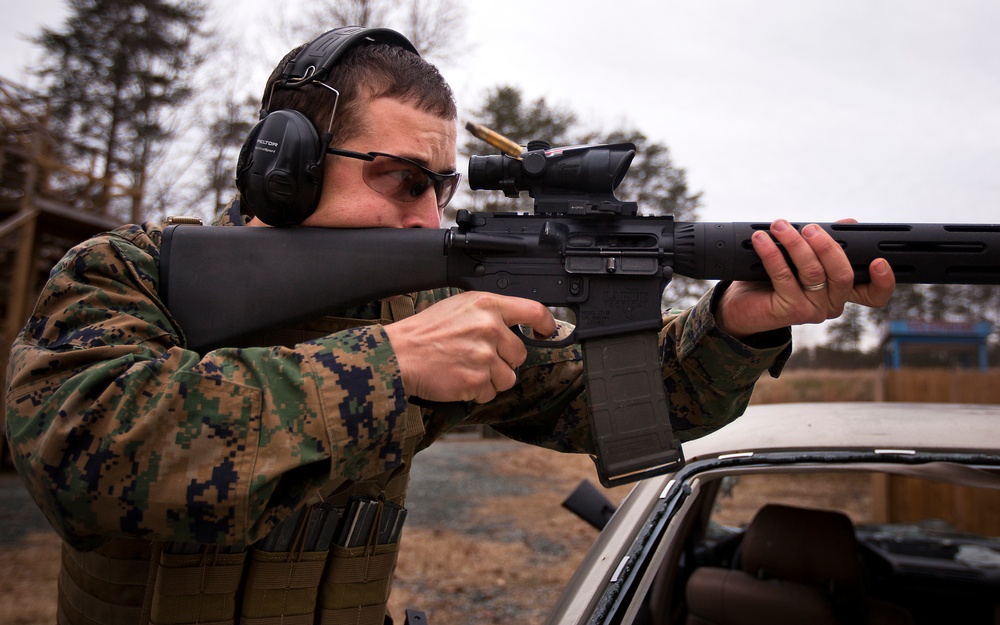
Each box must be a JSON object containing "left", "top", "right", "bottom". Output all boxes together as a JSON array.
[{"left": 235, "top": 27, "right": 418, "bottom": 226}]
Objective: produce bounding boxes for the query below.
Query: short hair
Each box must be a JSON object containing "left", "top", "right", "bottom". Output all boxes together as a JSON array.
[{"left": 261, "top": 41, "right": 457, "bottom": 147}]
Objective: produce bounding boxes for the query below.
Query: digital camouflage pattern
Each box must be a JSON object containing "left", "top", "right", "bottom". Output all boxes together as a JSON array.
[{"left": 4, "top": 201, "right": 791, "bottom": 552}]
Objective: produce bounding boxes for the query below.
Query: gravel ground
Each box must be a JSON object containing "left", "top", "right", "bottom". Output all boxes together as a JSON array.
[
  {"left": 404, "top": 438, "right": 577, "bottom": 558},
  {"left": 406, "top": 437, "right": 537, "bottom": 526},
  {"left": 387, "top": 438, "right": 623, "bottom": 625},
  {"left": 0, "top": 472, "right": 49, "bottom": 545}
]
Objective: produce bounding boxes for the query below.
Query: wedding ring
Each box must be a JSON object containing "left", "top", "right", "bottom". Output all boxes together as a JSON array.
[{"left": 802, "top": 281, "right": 828, "bottom": 292}]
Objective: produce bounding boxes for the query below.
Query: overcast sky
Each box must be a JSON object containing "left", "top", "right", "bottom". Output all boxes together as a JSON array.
[{"left": 3, "top": 0, "right": 998, "bottom": 225}]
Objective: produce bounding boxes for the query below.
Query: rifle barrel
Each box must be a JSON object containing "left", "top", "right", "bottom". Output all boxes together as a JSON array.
[{"left": 673, "top": 222, "right": 1000, "bottom": 284}]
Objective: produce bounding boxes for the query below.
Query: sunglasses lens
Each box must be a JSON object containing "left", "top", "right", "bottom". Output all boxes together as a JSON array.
[
  {"left": 362, "top": 156, "right": 419, "bottom": 198},
  {"left": 434, "top": 176, "right": 460, "bottom": 209},
  {"left": 362, "top": 155, "right": 459, "bottom": 209}
]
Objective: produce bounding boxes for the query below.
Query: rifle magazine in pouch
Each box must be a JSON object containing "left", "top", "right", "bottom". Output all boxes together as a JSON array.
[
  {"left": 317, "top": 541, "right": 401, "bottom": 625},
  {"left": 239, "top": 502, "right": 341, "bottom": 624},
  {"left": 239, "top": 548, "right": 328, "bottom": 625},
  {"left": 149, "top": 545, "right": 247, "bottom": 625}
]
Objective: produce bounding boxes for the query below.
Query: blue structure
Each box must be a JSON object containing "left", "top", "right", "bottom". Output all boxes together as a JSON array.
[{"left": 881, "top": 320, "right": 994, "bottom": 370}]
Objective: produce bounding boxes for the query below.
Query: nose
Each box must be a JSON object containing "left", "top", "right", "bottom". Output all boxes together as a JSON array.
[{"left": 400, "top": 190, "right": 443, "bottom": 228}]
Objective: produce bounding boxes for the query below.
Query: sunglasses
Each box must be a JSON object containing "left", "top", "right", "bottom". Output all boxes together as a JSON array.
[{"left": 326, "top": 147, "right": 462, "bottom": 209}]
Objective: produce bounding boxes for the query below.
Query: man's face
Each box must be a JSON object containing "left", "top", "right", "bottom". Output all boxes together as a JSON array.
[{"left": 302, "top": 97, "right": 457, "bottom": 229}]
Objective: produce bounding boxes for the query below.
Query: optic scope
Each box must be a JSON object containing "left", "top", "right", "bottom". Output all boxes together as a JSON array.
[{"left": 468, "top": 141, "right": 637, "bottom": 212}]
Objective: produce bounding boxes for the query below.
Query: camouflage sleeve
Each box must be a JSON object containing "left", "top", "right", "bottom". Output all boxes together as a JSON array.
[
  {"left": 3, "top": 224, "right": 412, "bottom": 549},
  {"left": 433, "top": 285, "right": 791, "bottom": 454}
]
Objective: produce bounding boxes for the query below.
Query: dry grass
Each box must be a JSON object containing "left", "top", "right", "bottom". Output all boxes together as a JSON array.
[{"left": 750, "top": 368, "right": 878, "bottom": 404}]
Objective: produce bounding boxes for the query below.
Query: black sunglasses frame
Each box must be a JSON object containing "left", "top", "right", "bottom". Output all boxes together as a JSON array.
[{"left": 325, "top": 147, "right": 461, "bottom": 209}]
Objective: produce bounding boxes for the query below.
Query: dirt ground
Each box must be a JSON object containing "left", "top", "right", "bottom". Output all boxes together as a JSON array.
[
  {"left": 0, "top": 467, "right": 63, "bottom": 625},
  {"left": 0, "top": 438, "right": 861, "bottom": 625},
  {"left": 387, "top": 439, "right": 635, "bottom": 624}
]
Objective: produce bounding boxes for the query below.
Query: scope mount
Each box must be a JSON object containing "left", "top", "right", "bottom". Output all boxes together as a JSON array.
[{"left": 534, "top": 197, "right": 639, "bottom": 216}]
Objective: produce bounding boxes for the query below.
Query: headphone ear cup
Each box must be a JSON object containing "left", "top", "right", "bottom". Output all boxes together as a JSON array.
[{"left": 235, "top": 110, "right": 326, "bottom": 226}]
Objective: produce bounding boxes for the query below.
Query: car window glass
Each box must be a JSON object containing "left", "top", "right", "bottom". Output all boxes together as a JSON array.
[{"left": 709, "top": 471, "right": 1000, "bottom": 540}]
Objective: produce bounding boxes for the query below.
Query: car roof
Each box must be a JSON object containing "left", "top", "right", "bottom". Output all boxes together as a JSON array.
[{"left": 680, "top": 402, "right": 1000, "bottom": 461}]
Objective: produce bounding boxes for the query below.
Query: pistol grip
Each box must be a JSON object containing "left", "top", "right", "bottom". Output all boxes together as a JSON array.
[{"left": 582, "top": 331, "right": 685, "bottom": 488}]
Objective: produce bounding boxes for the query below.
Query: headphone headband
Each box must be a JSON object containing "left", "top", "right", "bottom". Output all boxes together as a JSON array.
[{"left": 280, "top": 27, "right": 419, "bottom": 88}]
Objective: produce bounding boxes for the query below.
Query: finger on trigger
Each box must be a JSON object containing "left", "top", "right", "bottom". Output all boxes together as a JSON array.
[{"left": 501, "top": 297, "right": 556, "bottom": 338}]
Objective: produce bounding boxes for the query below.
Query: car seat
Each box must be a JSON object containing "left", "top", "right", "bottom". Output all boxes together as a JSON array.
[{"left": 684, "top": 504, "right": 912, "bottom": 625}]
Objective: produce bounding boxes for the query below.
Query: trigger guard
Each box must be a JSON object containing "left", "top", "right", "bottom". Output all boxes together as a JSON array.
[{"left": 512, "top": 324, "right": 575, "bottom": 348}]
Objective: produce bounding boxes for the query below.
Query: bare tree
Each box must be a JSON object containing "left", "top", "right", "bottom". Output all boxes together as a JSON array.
[
  {"left": 201, "top": 95, "right": 259, "bottom": 215},
  {"left": 280, "top": 0, "right": 467, "bottom": 63},
  {"left": 398, "top": 0, "right": 467, "bottom": 61},
  {"left": 306, "top": 0, "right": 390, "bottom": 28}
]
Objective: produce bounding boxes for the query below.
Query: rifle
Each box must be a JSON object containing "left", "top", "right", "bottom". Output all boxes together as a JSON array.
[{"left": 160, "top": 141, "right": 1000, "bottom": 487}]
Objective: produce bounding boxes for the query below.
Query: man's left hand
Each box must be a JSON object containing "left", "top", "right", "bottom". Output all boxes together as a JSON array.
[{"left": 714, "top": 219, "right": 896, "bottom": 339}]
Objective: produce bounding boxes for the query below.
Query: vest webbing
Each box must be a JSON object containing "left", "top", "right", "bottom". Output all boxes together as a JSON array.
[{"left": 57, "top": 297, "right": 425, "bottom": 625}]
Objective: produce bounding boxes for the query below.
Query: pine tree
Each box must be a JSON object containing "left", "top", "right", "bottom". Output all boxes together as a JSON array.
[
  {"left": 827, "top": 303, "right": 866, "bottom": 352},
  {"left": 35, "top": 0, "right": 206, "bottom": 221},
  {"left": 461, "top": 85, "right": 704, "bottom": 307}
]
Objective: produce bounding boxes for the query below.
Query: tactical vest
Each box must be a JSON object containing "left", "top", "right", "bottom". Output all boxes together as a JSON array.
[{"left": 57, "top": 296, "right": 424, "bottom": 625}]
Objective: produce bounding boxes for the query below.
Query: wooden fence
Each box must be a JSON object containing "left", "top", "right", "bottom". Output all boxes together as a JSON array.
[
  {"left": 752, "top": 367, "right": 1000, "bottom": 405},
  {"left": 876, "top": 368, "right": 1000, "bottom": 403},
  {"left": 874, "top": 368, "right": 1000, "bottom": 534}
]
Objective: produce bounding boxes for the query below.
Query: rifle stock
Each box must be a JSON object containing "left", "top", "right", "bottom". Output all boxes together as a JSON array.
[{"left": 160, "top": 226, "right": 450, "bottom": 351}]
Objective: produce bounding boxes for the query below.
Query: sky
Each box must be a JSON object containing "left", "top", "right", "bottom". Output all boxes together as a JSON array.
[{"left": 3, "top": 0, "right": 998, "bottom": 227}]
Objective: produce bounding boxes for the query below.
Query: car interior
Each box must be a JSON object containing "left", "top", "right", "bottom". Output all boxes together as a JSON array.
[{"left": 638, "top": 467, "right": 1000, "bottom": 625}]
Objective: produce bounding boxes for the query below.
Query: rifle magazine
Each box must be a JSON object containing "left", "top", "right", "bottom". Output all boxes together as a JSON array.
[{"left": 582, "top": 331, "right": 685, "bottom": 487}]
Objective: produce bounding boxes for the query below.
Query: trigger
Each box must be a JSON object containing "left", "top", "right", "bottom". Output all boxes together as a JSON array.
[{"left": 514, "top": 324, "right": 575, "bottom": 348}]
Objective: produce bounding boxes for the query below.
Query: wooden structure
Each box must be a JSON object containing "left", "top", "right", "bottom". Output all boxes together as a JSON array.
[
  {"left": 871, "top": 473, "right": 1000, "bottom": 537},
  {"left": 881, "top": 319, "right": 994, "bottom": 370},
  {"left": 1, "top": 76, "right": 123, "bottom": 468}
]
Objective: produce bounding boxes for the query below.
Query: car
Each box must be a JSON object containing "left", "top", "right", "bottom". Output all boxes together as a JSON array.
[{"left": 548, "top": 402, "right": 1000, "bottom": 625}]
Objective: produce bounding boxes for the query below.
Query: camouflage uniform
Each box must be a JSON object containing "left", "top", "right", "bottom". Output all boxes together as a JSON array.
[{"left": 4, "top": 199, "right": 790, "bottom": 624}]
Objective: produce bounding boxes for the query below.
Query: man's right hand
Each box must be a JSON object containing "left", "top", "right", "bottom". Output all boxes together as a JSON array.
[{"left": 383, "top": 292, "right": 557, "bottom": 404}]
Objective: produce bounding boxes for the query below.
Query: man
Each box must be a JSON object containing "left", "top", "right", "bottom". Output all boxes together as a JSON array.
[{"left": 4, "top": 27, "right": 894, "bottom": 625}]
